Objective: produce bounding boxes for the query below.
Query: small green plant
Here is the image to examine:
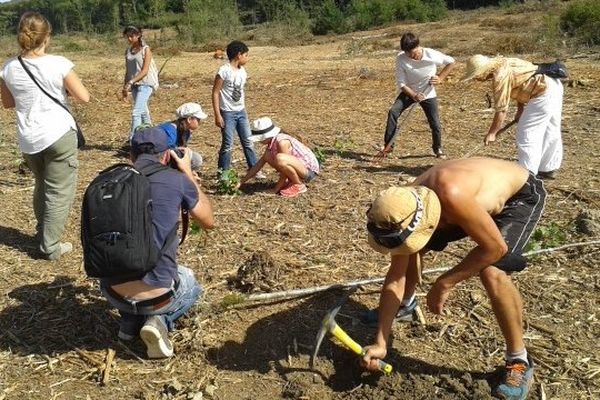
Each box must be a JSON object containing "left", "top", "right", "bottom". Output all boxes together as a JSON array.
[
  {"left": 217, "top": 169, "right": 242, "bottom": 195},
  {"left": 525, "top": 223, "right": 567, "bottom": 253},
  {"left": 190, "top": 221, "right": 203, "bottom": 235},
  {"left": 333, "top": 136, "right": 355, "bottom": 156},
  {"left": 313, "top": 146, "right": 326, "bottom": 166},
  {"left": 221, "top": 293, "right": 246, "bottom": 308}
]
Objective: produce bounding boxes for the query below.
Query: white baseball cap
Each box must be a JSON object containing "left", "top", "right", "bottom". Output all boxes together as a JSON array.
[{"left": 176, "top": 102, "right": 208, "bottom": 120}]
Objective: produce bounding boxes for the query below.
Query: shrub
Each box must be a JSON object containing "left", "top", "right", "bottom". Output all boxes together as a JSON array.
[
  {"left": 351, "top": 0, "right": 396, "bottom": 31},
  {"left": 177, "top": 0, "right": 242, "bottom": 44},
  {"left": 396, "top": 0, "right": 447, "bottom": 23},
  {"left": 313, "top": 0, "right": 349, "bottom": 35},
  {"left": 561, "top": 0, "right": 600, "bottom": 46},
  {"left": 249, "top": 4, "right": 312, "bottom": 45}
]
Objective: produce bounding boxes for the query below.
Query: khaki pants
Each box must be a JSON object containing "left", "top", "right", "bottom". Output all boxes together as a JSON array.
[{"left": 23, "top": 129, "right": 78, "bottom": 258}]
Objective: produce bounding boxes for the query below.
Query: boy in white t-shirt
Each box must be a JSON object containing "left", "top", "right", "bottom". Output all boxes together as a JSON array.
[
  {"left": 376, "top": 32, "right": 455, "bottom": 159},
  {"left": 211, "top": 40, "right": 261, "bottom": 182}
]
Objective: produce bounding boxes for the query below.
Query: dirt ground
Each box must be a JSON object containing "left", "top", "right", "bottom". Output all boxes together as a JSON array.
[{"left": 1, "top": 6, "right": 600, "bottom": 400}]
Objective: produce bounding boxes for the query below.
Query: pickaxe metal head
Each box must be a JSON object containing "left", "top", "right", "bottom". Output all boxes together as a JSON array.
[{"left": 310, "top": 287, "right": 357, "bottom": 370}]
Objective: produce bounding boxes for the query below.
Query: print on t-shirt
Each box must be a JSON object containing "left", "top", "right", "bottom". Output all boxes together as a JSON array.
[{"left": 231, "top": 83, "right": 242, "bottom": 102}]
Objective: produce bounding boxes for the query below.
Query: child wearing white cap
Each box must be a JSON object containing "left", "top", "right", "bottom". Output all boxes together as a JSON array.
[
  {"left": 238, "top": 117, "right": 320, "bottom": 198},
  {"left": 155, "top": 102, "right": 207, "bottom": 173}
]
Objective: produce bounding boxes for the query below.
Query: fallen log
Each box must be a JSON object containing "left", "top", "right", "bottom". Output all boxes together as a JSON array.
[{"left": 239, "top": 240, "right": 600, "bottom": 303}]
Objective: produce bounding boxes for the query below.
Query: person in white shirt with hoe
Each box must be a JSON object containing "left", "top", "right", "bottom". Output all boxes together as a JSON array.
[{"left": 376, "top": 32, "right": 455, "bottom": 160}]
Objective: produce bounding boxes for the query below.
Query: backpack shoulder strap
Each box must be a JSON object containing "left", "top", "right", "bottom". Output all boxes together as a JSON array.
[{"left": 135, "top": 162, "right": 190, "bottom": 246}]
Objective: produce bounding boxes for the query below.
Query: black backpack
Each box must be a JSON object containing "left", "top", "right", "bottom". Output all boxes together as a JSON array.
[
  {"left": 534, "top": 60, "right": 568, "bottom": 80},
  {"left": 81, "top": 163, "right": 181, "bottom": 280}
]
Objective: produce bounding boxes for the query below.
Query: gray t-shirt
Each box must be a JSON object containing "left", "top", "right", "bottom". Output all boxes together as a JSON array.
[{"left": 125, "top": 45, "right": 159, "bottom": 90}]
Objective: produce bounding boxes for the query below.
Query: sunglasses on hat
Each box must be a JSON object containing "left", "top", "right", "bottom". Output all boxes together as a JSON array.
[{"left": 367, "top": 191, "right": 423, "bottom": 249}]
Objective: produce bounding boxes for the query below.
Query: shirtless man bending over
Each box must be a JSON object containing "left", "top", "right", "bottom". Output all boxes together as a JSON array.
[{"left": 363, "top": 157, "right": 546, "bottom": 400}]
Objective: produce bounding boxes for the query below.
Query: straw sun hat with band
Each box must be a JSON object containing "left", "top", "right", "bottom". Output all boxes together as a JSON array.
[
  {"left": 462, "top": 54, "right": 503, "bottom": 82},
  {"left": 367, "top": 186, "right": 441, "bottom": 255}
]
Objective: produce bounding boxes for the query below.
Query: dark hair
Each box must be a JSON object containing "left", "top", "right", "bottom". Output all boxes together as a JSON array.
[
  {"left": 400, "top": 32, "right": 419, "bottom": 52},
  {"left": 123, "top": 25, "right": 141, "bottom": 35},
  {"left": 226, "top": 40, "right": 249, "bottom": 61},
  {"left": 123, "top": 25, "right": 144, "bottom": 47},
  {"left": 175, "top": 119, "right": 187, "bottom": 147},
  {"left": 131, "top": 143, "right": 156, "bottom": 157}
]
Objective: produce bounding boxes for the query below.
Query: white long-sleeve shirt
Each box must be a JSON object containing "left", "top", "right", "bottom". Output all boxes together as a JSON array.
[{"left": 395, "top": 48, "right": 455, "bottom": 100}]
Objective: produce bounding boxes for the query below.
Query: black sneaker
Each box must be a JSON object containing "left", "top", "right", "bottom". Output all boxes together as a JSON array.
[
  {"left": 361, "top": 298, "right": 418, "bottom": 326},
  {"left": 537, "top": 170, "right": 556, "bottom": 180}
]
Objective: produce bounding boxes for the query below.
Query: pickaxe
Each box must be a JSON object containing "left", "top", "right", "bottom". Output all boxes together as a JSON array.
[{"left": 310, "top": 288, "right": 393, "bottom": 374}]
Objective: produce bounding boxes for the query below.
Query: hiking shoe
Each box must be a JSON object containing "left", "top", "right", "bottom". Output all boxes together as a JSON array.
[
  {"left": 537, "top": 170, "right": 556, "bottom": 180},
  {"left": 47, "top": 242, "right": 73, "bottom": 261},
  {"left": 140, "top": 316, "right": 173, "bottom": 359},
  {"left": 494, "top": 356, "right": 534, "bottom": 400},
  {"left": 362, "top": 298, "right": 418, "bottom": 326},
  {"left": 280, "top": 183, "right": 307, "bottom": 198}
]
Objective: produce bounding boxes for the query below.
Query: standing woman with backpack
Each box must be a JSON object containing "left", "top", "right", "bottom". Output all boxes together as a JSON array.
[
  {"left": 122, "top": 25, "right": 159, "bottom": 140},
  {"left": 1, "top": 11, "right": 89, "bottom": 260}
]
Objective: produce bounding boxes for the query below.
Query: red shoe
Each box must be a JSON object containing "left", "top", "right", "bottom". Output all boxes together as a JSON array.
[{"left": 280, "top": 183, "right": 307, "bottom": 198}]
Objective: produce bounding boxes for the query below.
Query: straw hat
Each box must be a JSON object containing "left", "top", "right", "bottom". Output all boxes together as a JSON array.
[
  {"left": 367, "top": 186, "right": 441, "bottom": 255},
  {"left": 250, "top": 117, "right": 281, "bottom": 142},
  {"left": 462, "top": 54, "right": 495, "bottom": 81}
]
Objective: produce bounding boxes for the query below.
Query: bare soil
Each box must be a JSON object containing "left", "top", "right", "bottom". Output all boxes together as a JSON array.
[{"left": 1, "top": 6, "right": 599, "bottom": 400}]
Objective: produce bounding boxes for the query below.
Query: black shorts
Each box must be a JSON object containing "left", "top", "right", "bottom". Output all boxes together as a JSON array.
[{"left": 425, "top": 173, "right": 546, "bottom": 272}]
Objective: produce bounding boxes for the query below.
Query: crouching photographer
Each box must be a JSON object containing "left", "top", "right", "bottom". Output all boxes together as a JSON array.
[{"left": 91, "top": 127, "right": 214, "bottom": 359}]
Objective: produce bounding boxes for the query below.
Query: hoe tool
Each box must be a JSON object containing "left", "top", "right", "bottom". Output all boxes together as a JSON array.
[{"left": 310, "top": 288, "right": 393, "bottom": 374}]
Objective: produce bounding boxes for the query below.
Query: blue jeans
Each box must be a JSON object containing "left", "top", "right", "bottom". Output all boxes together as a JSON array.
[
  {"left": 100, "top": 266, "right": 202, "bottom": 334},
  {"left": 130, "top": 85, "right": 154, "bottom": 139},
  {"left": 217, "top": 110, "right": 258, "bottom": 173}
]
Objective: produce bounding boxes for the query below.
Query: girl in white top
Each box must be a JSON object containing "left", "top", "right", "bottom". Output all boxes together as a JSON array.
[
  {"left": 1, "top": 12, "right": 89, "bottom": 260},
  {"left": 122, "top": 25, "right": 159, "bottom": 140}
]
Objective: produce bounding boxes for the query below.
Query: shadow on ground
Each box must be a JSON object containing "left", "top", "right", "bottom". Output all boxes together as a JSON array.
[
  {"left": 0, "top": 275, "right": 140, "bottom": 358},
  {"left": 206, "top": 292, "right": 497, "bottom": 398},
  {"left": 0, "top": 224, "right": 40, "bottom": 259}
]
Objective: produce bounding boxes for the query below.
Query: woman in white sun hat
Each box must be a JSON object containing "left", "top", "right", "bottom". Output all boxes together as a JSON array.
[
  {"left": 238, "top": 117, "right": 320, "bottom": 198},
  {"left": 463, "top": 54, "right": 564, "bottom": 179},
  {"left": 152, "top": 102, "right": 207, "bottom": 173}
]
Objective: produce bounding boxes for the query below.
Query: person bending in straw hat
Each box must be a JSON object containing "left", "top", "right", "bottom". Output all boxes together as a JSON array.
[
  {"left": 462, "top": 55, "right": 563, "bottom": 179},
  {"left": 238, "top": 117, "right": 320, "bottom": 198},
  {"left": 363, "top": 157, "right": 546, "bottom": 400},
  {"left": 376, "top": 32, "right": 455, "bottom": 160}
]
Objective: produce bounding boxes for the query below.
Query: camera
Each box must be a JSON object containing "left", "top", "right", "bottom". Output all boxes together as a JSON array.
[{"left": 169, "top": 147, "right": 185, "bottom": 169}]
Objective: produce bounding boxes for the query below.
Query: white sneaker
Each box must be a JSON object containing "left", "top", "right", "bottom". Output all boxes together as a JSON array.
[
  {"left": 47, "top": 242, "right": 73, "bottom": 261},
  {"left": 255, "top": 171, "right": 267, "bottom": 180},
  {"left": 140, "top": 316, "right": 173, "bottom": 358}
]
